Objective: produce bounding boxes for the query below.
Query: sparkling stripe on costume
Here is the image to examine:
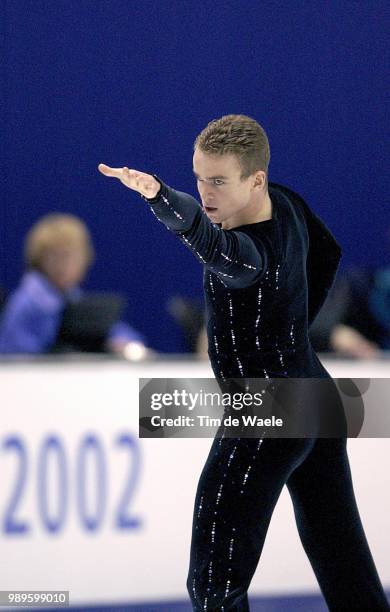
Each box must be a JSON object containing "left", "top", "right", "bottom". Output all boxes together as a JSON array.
[
  {"left": 275, "top": 263, "right": 280, "bottom": 290},
  {"left": 197, "top": 495, "right": 204, "bottom": 519},
  {"left": 220, "top": 252, "right": 257, "bottom": 270},
  {"left": 216, "top": 483, "right": 224, "bottom": 505},
  {"left": 227, "top": 446, "right": 237, "bottom": 467},
  {"left": 211, "top": 521, "right": 216, "bottom": 543},
  {"left": 255, "top": 286, "right": 262, "bottom": 349},
  {"left": 229, "top": 536, "right": 235, "bottom": 560},
  {"left": 290, "top": 318, "right": 296, "bottom": 347},
  {"left": 241, "top": 465, "right": 252, "bottom": 487},
  {"left": 209, "top": 274, "right": 216, "bottom": 300},
  {"left": 257, "top": 438, "right": 265, "bottom": 451},
  {"left": 277, "top": 348, "right": 285, "bottom": 367},
  {"left": 213, "top": 334, "right": 219, "bottom": 354},
  {"left": 212, "top": 323, "right": 225, "bottom": 381},
  {"left": 228, "top": 293, "right": 244, "bottom": 375},
  {"left": 161, "top": 194, "right": 185, "bottom": 222},
  {"left": 208, "top": 560, "right": 213, "bottom": 583},
  {"left": 192, "top": 571, "right": 197, "bottom": 603},
  {"left": 218, "top": 272, "right": 234, "bottom": 278},
  {"left": 191, "top": 433, "right": 267, "bottom": 608},
  {"left": 181, "top": 235, "right": 207, "bottom": 263}
]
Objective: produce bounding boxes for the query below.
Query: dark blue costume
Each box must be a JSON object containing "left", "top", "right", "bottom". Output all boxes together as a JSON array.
[{"left": 143, "top": 179, "right": 389, "bottom": 611}]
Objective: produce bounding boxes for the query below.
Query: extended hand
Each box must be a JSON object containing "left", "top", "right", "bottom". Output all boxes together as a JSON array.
[{"left": 98, "top": 164, "right": 161, "bottom": 199}]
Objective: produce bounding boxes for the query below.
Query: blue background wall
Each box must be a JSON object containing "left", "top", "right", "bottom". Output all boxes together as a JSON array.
[{"left": 2, "top": 1, "right": 388, "bottom": 352}]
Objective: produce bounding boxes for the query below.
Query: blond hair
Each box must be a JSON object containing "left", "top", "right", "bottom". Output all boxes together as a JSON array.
[
  {"left": 25, "top": 213, "right": 95, "bottom": 270},
  {"left": 194, "top": 114, "right": 270, "bottom": 185}
]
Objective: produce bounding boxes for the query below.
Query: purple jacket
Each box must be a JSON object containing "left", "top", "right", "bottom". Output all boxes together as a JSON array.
[{"left": 0, "top": 271, "right": 143, "bottom": 354}]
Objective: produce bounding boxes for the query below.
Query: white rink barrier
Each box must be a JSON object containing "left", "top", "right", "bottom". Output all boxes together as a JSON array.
[{"left": 0, "top": 356, "right": 389, "bottom": 607}]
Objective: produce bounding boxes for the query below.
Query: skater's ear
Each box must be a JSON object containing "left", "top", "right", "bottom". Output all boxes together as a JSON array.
[{"left": 252, "top": 169, "right": 267, "bottom": 191}]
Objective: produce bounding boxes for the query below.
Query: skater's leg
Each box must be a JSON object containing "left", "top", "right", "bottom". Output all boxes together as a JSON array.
[
  {"left": 286, "top": 437, "right": 390, "bottom": 611},
  {"left": 186, "top": 435, "right": 315, "bottom": 611}
]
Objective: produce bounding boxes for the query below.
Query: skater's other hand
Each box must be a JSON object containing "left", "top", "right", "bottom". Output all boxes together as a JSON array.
[{"left": 98, "top": 164, "right": 161, "bottom": 199}]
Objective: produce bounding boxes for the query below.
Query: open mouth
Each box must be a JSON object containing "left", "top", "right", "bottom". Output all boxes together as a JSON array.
[{"left": 204, "top": 206, "right": 218, "bottom": 213}]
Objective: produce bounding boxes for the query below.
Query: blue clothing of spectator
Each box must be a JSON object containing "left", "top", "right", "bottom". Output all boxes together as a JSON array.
[
  {"left": 0, "top": 270, "right": 143, "bottom": 354},
  {"left": 369, "top": 267, "right": 390, "bottom": 349}
]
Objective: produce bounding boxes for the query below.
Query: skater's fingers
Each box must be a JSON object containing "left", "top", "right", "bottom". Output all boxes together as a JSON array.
[
  {"left": 98, "top": 163, "right": 159, "bottom": 196},
  {"left": 123, "top": 167, "right": 141, "bottom": 181},
  {"left": 98, "top": 164, "right": 124, "bottom": 179}
]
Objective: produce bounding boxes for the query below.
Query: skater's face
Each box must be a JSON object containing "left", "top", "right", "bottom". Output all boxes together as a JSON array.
[{"left": 193, "top": 147, "right": 266, "bottom": 226}]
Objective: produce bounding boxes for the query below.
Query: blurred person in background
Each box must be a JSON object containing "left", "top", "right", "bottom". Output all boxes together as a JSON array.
[
  {"left": 0, "top": 213, "right": 150, "bottom": 359},
  {"left": 295, "top": 225, "right": 390, "bottom": 359},
  {"left": 309, "top": 264, "right": 390, "bottom": 358}
]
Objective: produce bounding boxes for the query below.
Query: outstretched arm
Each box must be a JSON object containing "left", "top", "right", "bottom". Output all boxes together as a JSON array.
[{"left": 98, "top": 164, "right": 268, "bottom": 289}]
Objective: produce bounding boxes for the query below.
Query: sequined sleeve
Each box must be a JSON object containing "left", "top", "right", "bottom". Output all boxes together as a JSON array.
[{"left": 142, "top": 177, "right": 267, "bottom": 289}]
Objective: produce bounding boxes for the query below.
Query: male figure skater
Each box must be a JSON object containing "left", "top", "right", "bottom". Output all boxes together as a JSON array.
[{"left": 98, "top": 115, "right": 389, "bottom": 611}]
